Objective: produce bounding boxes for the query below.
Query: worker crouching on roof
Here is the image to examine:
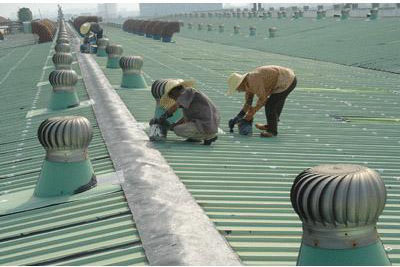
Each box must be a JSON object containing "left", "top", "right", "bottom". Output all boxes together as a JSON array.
[
  {"left": 150, "top": 79, "right": 220, "bottom": 145},
  {"left": 227, "top": 65, "right": 297, "bottom": 137}
]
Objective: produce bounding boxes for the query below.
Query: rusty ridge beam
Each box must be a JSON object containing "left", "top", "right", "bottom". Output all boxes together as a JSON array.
[{"left": 69, "top": 24, "right": 241, "bottom": 266}]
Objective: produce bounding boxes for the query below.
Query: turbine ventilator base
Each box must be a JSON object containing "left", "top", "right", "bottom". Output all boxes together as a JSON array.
[
  {"left": 106, "top": 57, "right": 120, "bottom": 68},
  {"left": 121, "top": 73, "right": 148, "bottom": 89}
]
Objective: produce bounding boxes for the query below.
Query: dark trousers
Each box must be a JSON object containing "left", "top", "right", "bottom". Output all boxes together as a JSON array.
[{"left": 265, "top": 77, "right": 297, "bottom": 135}]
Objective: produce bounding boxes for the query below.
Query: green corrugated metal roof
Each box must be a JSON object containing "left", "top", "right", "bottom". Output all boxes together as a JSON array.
[
  {"left": 0, "top": 34, "right": 148, "bottom": 265},
  {"left": 178, "top": 17, "right": 400, "bottom": 73},
  {"left": 0, "top": 34, "right": 38, "bottom": 55},
  {"left": 95, "top": 26, "right": 400, "bottom": 265},
  {"left": 0, "top": 190, "right": 146, "bottom": 265},
  {"left": 0, "top": 41, "right": 114, "bottom": 195}
]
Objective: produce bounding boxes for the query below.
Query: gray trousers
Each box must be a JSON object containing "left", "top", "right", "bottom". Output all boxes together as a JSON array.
[{"left": 173, "top": 122, "right": 216, "bottom": 140}]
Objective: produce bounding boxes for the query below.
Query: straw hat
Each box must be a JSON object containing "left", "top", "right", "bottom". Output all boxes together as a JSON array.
[
  {"left": 159, "top": 79, "right": 195, "bottom": 109},
  {"left": 226, "top": 73, "right": 247, "bottom": 96},
  {"left": 80, "top": 22, "right": 91, "bottom": 35}
]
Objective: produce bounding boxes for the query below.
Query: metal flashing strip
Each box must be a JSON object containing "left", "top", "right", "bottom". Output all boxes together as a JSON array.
[
  {"left": 0, "top": 183, "right": 121, "bottom": 215},
  {"left": 25, "top": 99, "right": 94, "bottom": 118},
  {"left": 73, "top": 31, "right": 241, "bottom": 265}
]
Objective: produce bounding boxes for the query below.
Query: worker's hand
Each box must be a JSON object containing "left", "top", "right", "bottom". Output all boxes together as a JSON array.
[
  {"left": 149, "top": 118, "right": 160, "bottom": 125},
  {"left": 160, "top": 111, "right": 172, "bottom": 121},
  {"left": 247, "top": 106, "right": 256, "bottom": 115},
  {"left": 228, "top": 114, "right": 244, "bottom": 132},
  {"left": 244, "top": 113, "right": 254, "bottom": 121},
  {"left": 244, "top": 107, "right": 256, "bottom": 121},
  {"left": 158, "top": 116, "right": 167, "bottom": 125}
]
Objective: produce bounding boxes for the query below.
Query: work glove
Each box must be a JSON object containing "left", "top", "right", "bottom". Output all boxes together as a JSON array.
[
  {"left": 228, "top": 110, "right": 246, "bottom": 133},
  {"left": 149, "top": 111, "right": 171, "bottom": 126},
  {"left": 228, "top": 117, "right": 240, "bottom": 133},
  {"left": 149, "top": 118, "right": 160, "bottom": 126},
  {"left": 158, "top": 112, "right": 170, "bottom": 124}
]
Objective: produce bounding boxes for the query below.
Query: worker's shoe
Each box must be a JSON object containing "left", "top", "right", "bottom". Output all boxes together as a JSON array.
[
  {"left": 203, "top": 136, "right": 218, "bottom": 145},
  {"left": 255, "top": 123, "right": 268, "bottom": 131},
  {"left": 260, "top": 131, "right": 276, "bottom": 138}
]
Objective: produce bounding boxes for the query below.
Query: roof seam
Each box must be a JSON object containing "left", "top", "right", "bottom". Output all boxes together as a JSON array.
[
  {"left": 30, "top": 239, "right": 142, "bottom": 266},
  {"left": 0, "top": 210, "right": 131, "bottom": 243}
]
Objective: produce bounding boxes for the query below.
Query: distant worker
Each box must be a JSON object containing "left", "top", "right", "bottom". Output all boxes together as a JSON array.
[
  {"left": 227, "top": 65, "right": 297, "bottom": 137},
  {"left": 150, "top": 79, "right": 220, "bottom": 145}
]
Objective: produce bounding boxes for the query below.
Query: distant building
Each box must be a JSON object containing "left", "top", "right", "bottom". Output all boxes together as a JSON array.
[
  {"left": 139, "top": 3, "right": 223, "bottom": 17},
  {"left": 79, "top": 12, "right": 95, "bottom": 16},
  {"left": 97, "top": 3, "right": 118, "bottom": 22},
  {"left": 0, "top": 16, "right": 10, "bottom": 26}
]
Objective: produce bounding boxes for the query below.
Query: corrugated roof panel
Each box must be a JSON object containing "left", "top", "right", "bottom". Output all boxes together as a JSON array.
[
  {"left": 0, "top": 40, "right": 115, "bottom": 196},
  {"left": 0, "top": 190, "right": 147, "bottom": 266},
  {"left": 178, "top": 17, "right": 400, "bottom": 73},
  {"left": 0, "top": 34, "right": 148, "bottom": 265},
  {"left": 55, "top": 244, "right": 148, "bottom": 266},
  {"left": 95, "top": 26, "right": 400, "bottom": 265}
]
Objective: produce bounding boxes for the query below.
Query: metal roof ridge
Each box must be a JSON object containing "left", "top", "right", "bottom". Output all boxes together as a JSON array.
[{"left": 69, "top": 25, "right": 242, "bottom": 265}]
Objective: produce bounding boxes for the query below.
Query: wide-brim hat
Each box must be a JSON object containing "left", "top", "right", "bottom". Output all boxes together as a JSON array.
[
  {"left": 159, "top": 79, "right": 195, "bottom": 109},
  {"left": 80, "top": 22, "right": 91, "bottom": 35},
  {"left": 226, "top": 72, "right": 247, "bottom": 96}
]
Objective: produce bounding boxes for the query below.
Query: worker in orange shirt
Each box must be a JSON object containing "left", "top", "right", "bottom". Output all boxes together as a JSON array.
[{"left": 227, "top": 65, "right": 297, "bottom": 137}]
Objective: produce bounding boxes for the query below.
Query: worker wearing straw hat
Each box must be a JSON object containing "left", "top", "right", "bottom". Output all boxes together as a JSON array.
[
  {"left": 227, "top": 65, "right": 297, "bottom": 137},
  {"left": 150, "top": 79, "right": 220, "bottom": 145}
]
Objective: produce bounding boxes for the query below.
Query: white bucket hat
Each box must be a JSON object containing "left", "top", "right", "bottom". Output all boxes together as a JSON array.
[
  {"left": 160, "top": 79, "right": 195, "bottom": 109},
  {"left": 226, "top": 72, "right": 247, "bottom": 96}
]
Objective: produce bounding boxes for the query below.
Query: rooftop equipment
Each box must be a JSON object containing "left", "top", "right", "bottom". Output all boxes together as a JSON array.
[
  {"left": 249, "top": 26, "right": 256, "bottom": 36},
  {"left": 52, "top": 52, "right": 73, "bottom": 70},
  {"left": 291, "top": 164, "right": 391, "bottom": 265},
  {"left": 119, "top": 56, "right": 147, "bottom": 88},
  {"left": 34, "top": 116, "right": 96, "bottom": 197},
  {"left": 48, "top": 69, "right": 80, "bottom": 110},
  {"left": 106, "top": 44, "right": 123, "bottom": 69},
  {"left": 234, "top": 25, "right": 240, "bottom": 35},
  {"left": 96, "top": 38, "right": 109, "bottom": 57},
  {"left": 269, "top": 26, "right": 277, "bottom": 38}
]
